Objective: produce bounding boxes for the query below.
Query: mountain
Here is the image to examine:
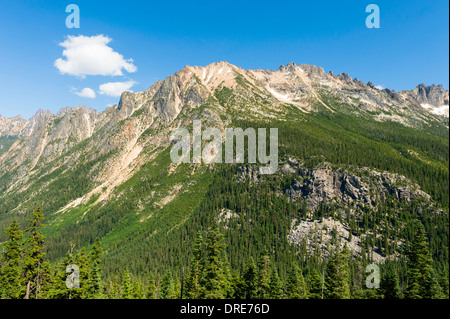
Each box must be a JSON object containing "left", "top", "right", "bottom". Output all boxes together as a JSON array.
[{"left": 0, "top": 61, "right": 448, "bottom": 280}]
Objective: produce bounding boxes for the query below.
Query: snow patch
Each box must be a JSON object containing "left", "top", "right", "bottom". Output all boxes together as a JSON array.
[{"left": 421, "top": 104, "right": 449, "bottom": 117}]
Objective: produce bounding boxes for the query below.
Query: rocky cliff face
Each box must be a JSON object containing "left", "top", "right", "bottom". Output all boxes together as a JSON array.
[
  {"left": 282, "top": 161, "right": 431, "bottom": 212},
  {"left": 0, "top": 114, "right": 29, "bottom": 137}
]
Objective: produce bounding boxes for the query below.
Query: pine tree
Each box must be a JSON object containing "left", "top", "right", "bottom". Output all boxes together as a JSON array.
[
  {"left": 111, "top": 275, "right": 121, "bottom": 299},
  {"left": 257, "top": 249, "right": 271, "bottom": 299},
  {"left": 87, "top": 237, "right": 103, "bottom": 298},
  {"left": 0, "top": 220, "right": 24, "bottom": 299},
  {"left": 405, "top": 223, "right": 436, "bottom": 299},
  {"left": 268, "top": 267, "right": 284, "bottom": 299},
  {"left": 146, "top": 273, "right": 157, "bottom": 299},
  {"left": 185, "top": 233, "right": 204, "bottom": 299},
  {"left": 22, "top": 207, "right": 46, "bottom": 299},
  {"left": 381, "top": 269, "right": 401, "bottom": 299},
  {"left": 160, "top": 270, "right": 176, "bottom": 299},
  {"left": 122, "top": 271, "right": 133, "bottom": 299},
  {"left": 325, "top": 246, "right": 351, "bottom": 299},
  {"left": 440, "top": 272, "right": 449, "bottom": 299},
  {"left": 242, "top": 257, "right": 258, "bottom": 299},
  {"left": 308, "top": 268, "right": 323, "bottom": 299},
  {"left": 200, "top": 222, "right": 228, "bottom": 299},
  {"left": 44, "top": 250, "right": 77, "bottom": 299},
  {"left": 231, "top": 272, "right": 243, "bottom": 299},
  {"left": 286, "top": 262, "right": 307, "bottom": 299},
  {"left": 133, "top": 278, "right": 144, "bottom": 299},
  {"left": 74, "top": 247, "right": 89, "bottom": 299}
]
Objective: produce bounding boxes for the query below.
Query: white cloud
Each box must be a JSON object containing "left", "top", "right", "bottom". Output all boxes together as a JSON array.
[
  {"left": 55, "top": 35, "right": 137, "bottom": 78},
  {"left": 375, "top": 84, "right": 384, "bottom": 90},
  {"left": 73, "top": 87, "right": 96, "bottom": 98},
  {"left": 98, "top": 81, "right": 136, "bottom": 97}
]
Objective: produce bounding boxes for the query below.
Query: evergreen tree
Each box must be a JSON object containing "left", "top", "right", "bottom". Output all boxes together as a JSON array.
[
  {"left": 308, "top": 268, "right": 323, "bottom": 299},
  {"left": 44, "top": 251, "right": 76, "bottom": 299},
  {"left": 22, "top": 207, "right": 46, "bottom": 299},
  {"left": 146, "top": 273, "right": 157, "bottom": 299},
  {"left": 73, "top": 247, "right": 90, "bottom": 299},
  {"left": 185, "top": 233, "right": 204, "bottom": 299},
  {"left": 325, "top": 246, "right": 351, "bottom": 299},
  {"left": 111, "top": 275, "right": 121, "bottom": 299},
  {"left": 381, "top": 269, "right": 401, "bottom": 299},
  {"left": 0, "top": 220, "right": 24, "bottom": 299},
  {"left": 133, "top": 278, "right": 144, "bottom": 299},
  {"left": 87, "top": 237, "right": 103, "bottom": 298},
  {"left": 405, "top": 223, "right": 436, "bottom": 299},
  {"left": 286, "top": 262, "right": 307, "bottom": 299},
  {"left": 257, "top": 249, "right": 271, "bottom": 299},
  {"left": 242, "top": 257, "right": 258, "bottom": 299},
  {"left": 200, "top": 222, "right": 228, "bottom": 299},
  {"left": 268, "top": 267, "right": 284, "bottom": 299},
  {"left": 122, "top": 271, "right": 133, "bottom": 299},
  {"left": 160, "top": 270, "right": 176, "bottom": 299}
]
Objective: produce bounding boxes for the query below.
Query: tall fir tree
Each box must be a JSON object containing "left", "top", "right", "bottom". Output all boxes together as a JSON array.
[
  {"left": 286, "top": 262, "right": 307, "bottom": 299},
  {"left": 185, "top": 233, "right": 204, "bottom": 299},
  {"left": 381, "top": 268, "right": 401, "bottom": 299},
  {"left": 325, "top": 246, "right": 351, "bottom": 299},
  {"left": 200, "top": 222, "right": 228, "bottom": 299},
  {"left": 257, "top": 249, "right": 271, "bottom": 299},
  {"left": 0, "top": 220, "right": 24, "bottom": 299},
  {"left": 405, "top": 222, "right": 438, "bottom": 299},
  {"left": 308, "top": 268, "right": 323, "bottom": 299},
  {"left": 268, "top": 267, "right": 284, "bottom": 299},
  {"left": 87, "top": 237, "right": 103, "bottom": 298},
  {"left": 122, "top": 271, "right": 133, "bottom": 299},
  {"left": 146, "top": 272, "right": 157, "bottom": 299},
  {"left": 22, "top": 207, "right": 46, "bottom": 299},
  {"left": 242, "top": 257, "right": 258, "bottom": 299},
  {"left": 160, "top": 270, "right": 176, "bottom": 299}
]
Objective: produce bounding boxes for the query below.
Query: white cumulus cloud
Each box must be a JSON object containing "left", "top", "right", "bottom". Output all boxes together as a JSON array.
[
  {"left": 98, "top": 81, "right": 136, "bottom": 97},
  {"left": 375, "top": 84, "right": 384, "bottom": 90},
  {"left": 55, "top": 35, "right": 137, "bottom": 78},
  {"left": 73, "top": 87, "right": 96, "bottom": 98}
]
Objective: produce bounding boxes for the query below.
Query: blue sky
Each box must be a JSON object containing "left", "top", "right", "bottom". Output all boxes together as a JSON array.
[{"left": 0, "top": 0, "right": 448, "bottom": 119}]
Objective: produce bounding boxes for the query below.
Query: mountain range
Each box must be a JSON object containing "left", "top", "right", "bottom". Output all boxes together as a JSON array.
[{"left": 0, "top": 61, "right": 448, "bottom": 279}]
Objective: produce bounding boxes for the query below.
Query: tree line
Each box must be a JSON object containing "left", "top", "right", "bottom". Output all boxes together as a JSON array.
[{"left": 0, "top": 208, "right": 447, "bottom": 299}]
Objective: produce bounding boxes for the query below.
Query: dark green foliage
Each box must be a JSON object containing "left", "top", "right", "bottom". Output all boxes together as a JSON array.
[
  {"left": 286, "top": 262, "right": 307, "bottom": 299},
  {"left": 160, "top": 270, "right": 176, "bottom": 299},
  {"left": 184, "top": 233, "right": 204, "bottom": 299},
  {"left": 0, "top": 220, "right": 23, "bottom": 299},
  {"left": 308, "top": 268, "right": 324, "bottom": 299},
  {"left": 405, "top": 222, "right": 435, "bottom": 299},
  {"left": 86, "top": 237, "right": 103, "bottom": 298},
  {"left": 268, "top": 267, "right": 284, "bottom": 299},
  {"left": 381, "top": 269, "right": 402, "bottom": 299},
  {"left": 22, "top": 207, "right": 46, "bottom": 299},
  {"left": 325, "top": 246, "right": 351, "bottom": 299},
  {"left": 200, "top": 222, "right": 228, "bottom": 299},
  {"left": 257, "top": 249, "right": 271, "bottom": 298},
  {"left": 241, "top": 257, "right": 258, "bottom": 299}
]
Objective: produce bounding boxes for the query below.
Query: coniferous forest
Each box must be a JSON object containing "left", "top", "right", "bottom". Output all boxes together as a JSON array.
[{"left": 0, "top": 205, "right": 448, "bottom": 299}]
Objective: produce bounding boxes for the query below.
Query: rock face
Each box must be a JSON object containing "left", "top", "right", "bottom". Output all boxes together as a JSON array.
[
  {"left": 282, "top": 162, "right": 431, "bottom": 212},
  {"left": 402, "top": 84, "right": 449, "bottom": 108},
  {"left": 0, "top": 114, "right": 29, "bottom": 137},
  {"left": 287, "top": 217, "right": 394, "bottom": 263}
]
